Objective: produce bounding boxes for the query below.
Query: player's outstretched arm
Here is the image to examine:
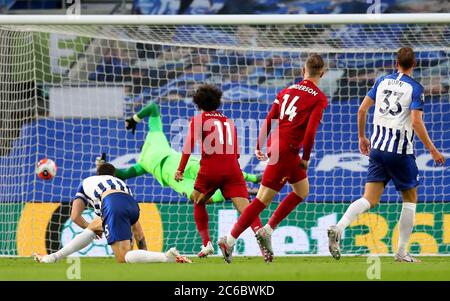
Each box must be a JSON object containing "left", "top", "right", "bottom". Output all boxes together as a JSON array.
[
  {"left": 256, "top": 102, "right": 279, "bottom": 160},
  {"left": 71, "top": 198, "right": 103, "bottom": 237},
  {"left": 136, "top": 102, "right": 160, "bottom": 119},
  {"left": 411, "top": 110, "right": 445, "bottom": 165},
  {"left": 71, "top": 198, "right": 89, "bottom": 229},
  {"left": 115, "top": 163, "right": 147, "bottom": 180},
  {"left": 302, "top": 101, "right": 326, "bottom": 168},
  {"left": 95, "top": 153, "right": 148, "bottom": 180},
  {"left": 357, "top": 96, "right": 375, "bottom": 156},
  {"left": 175, "top": 117, "right": 198, "bottom": 181},
  {"left": 125, "top": 102, "right": 161, "bottom": 134}
]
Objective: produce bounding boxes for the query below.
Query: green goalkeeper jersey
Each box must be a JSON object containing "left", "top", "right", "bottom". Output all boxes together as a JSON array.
[{"left": 116, "top": 103, "right": 258, "bottom": 203}]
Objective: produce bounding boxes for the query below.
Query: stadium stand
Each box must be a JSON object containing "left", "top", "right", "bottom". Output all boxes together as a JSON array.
[
  {"left": 1, "top": 1, "right": 448, "bottom": 108},
  {"left": 2, "top": 0, "right": 130, "bottom": 14},
  {"left": 51, "top": 0, "right": 443, "bottom": 108},
  {"left": 132, "top": 0, "right": 449, "bottom": 15},
  {"left": 0, "top": 0, "right": 15, "bottom": 12},
  {"left": 1, "top": 0, "right": 61, "bottom": 10},
  {"left": 89, "top": 33, "right": 448, "bottom": 106}
]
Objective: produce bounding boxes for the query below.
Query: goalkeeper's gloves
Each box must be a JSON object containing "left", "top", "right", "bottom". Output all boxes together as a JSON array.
[
  {"left": 125, "top": 115, "right": 139, "bottom": 135},
  {"left": 95, "top": 153, "right": 107, "bottom": 168}
]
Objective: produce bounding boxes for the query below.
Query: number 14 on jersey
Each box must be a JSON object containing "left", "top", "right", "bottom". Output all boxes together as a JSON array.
[{"left": 280, "top": 94, "right": 299, "bottom": 122}]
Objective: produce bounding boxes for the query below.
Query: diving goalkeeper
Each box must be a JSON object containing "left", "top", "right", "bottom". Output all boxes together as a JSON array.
[{"left": 106, "top": 102, "right": 261, "bottom": 257}]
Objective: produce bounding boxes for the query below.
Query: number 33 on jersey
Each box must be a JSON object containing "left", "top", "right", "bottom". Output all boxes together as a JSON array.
[{"left": 368, "top": 72, "right": 424, "bottom": 155}]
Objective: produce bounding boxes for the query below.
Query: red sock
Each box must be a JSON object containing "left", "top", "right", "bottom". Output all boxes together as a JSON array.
[
  {"left": 268, "top": 192, "right": 303, "bottom": 229},
  {"left": 251, "top": 216, "right": 263, "bottom": 233},
  {"left": 231, "top": 198, "right": 266, "bottom": 239},
  {"left": 194, "top": 202, "right": 210, "bottom": 246}
]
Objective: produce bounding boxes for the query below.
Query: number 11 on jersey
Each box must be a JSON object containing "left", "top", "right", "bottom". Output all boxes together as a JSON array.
[{"left": 214, "top": 120, "right": 233, "bottom": 145}]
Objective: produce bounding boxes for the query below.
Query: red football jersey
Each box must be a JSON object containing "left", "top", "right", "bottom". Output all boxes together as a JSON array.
[
  {"left": 257, "top": 79, "right": 328, "bottom": 160},
  {"left": 178, "top": 111, "right": 241, "bottom": 175}
]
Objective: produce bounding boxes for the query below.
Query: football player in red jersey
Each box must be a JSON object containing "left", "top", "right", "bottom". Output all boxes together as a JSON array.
[
  {"left": 218, "top": 54, "right": 328, "bottom": 263},
  {"left": 175, "top": 84, "right": 265, "bottom": 258}
]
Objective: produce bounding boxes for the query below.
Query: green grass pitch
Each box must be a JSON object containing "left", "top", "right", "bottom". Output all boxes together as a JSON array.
[{"left": 1, "top": 256, "right": 449, "bottom": 281}]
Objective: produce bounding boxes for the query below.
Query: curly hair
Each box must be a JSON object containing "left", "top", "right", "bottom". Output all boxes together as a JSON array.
[{"left": 193, "top": 84, "right": 222, "bottom": 112}]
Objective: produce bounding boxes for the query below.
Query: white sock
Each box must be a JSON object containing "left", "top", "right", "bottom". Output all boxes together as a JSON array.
[
  {"left": 397, "top": 202, "right": 416, "bottom": 256},
  {"left": 263, "top": 224, "right": 273, "bottom": 235},
  {"left": 336, "top": 197, "right": 371, "bottom": 233},
  {"left": 226, "top": 235, "right": 237, "bottom": 246},
  {"left": 51, "top": 228, "right": 96, "bottom": 261},
  {"left": 125, "top": 250, "right": 173, "bottom": 263}
]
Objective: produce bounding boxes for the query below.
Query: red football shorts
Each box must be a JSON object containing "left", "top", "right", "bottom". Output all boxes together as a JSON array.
[
  {"left": 194, "top": 170, "right": 249, "bottom": 200},
  {"left": 261, "top": 151, "right": 307, "bottom": 192}
]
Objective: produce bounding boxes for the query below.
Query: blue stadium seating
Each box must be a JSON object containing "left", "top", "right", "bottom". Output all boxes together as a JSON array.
[
  {"left": 0, "top": 0, "right": 15, "bottom": 10},
  {"left": 7, "top": 0, "right": 60, "bottom": 10},
  {"left": 132, "top": 0, "right": 399, "bottom": 15}
]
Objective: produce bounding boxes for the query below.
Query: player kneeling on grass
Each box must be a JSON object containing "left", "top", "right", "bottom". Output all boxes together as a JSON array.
[
  {"left": 218, "top": 54, "right": 328, "bottom": 263},
  {"left": 327, "top": 47, "right": 446, "bottom": 263},
  {"left": 34, "top": 163, "right": 190, "bottom": 264},
  {"left": 174, "top": 84, "right": 267, "bottom": 261}
]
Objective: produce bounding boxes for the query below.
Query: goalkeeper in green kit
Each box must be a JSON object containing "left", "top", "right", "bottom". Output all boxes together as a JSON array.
[{"left": 98, "top": 102, "right": 261, "bottom": 258}]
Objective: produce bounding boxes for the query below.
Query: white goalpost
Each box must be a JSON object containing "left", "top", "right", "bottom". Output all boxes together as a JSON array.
[{"left": 0, "top": 14, "right": 448, "bottom": 257}]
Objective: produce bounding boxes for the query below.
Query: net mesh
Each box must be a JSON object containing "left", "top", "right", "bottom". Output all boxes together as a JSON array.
[{"left": 0, "top": 22, "right": 449, "bottom": 256}]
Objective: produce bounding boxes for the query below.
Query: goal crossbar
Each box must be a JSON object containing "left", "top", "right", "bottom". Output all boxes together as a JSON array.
[{"left": 0, "top": 13, "right": 449, "bottom": 25}]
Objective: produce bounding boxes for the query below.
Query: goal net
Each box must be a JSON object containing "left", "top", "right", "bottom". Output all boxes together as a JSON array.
[{"left": 0, "top": 16, "right": 449, "bottom": 257}]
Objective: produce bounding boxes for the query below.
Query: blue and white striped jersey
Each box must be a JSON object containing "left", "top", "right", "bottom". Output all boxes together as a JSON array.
[
  {"left": 74, "top": 175, "right": 133, "bottom": 216},
  {"left": 368, "top": 72, "right": 424, "bottom": 155}
]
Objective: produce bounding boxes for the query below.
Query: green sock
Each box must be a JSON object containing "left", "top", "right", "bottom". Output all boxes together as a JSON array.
[{"left": 243, "top": 172, "right": 260, "bottom": 183}]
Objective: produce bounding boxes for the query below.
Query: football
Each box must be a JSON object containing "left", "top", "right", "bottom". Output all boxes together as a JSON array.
[{"left": 36, "top": 158, "right": 57, "bottom": 180}]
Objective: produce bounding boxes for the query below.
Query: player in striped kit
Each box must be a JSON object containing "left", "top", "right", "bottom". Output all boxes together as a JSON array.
[
  {"left": 328, "top": 47, "right": 446, "bottom": 262},
  {"left": 35, "top": 163, "right": 191, "bottom": 264}
]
